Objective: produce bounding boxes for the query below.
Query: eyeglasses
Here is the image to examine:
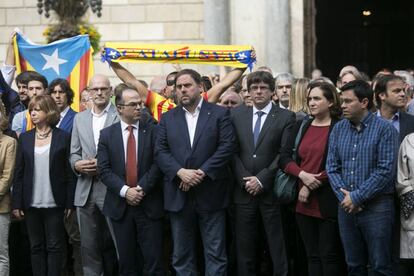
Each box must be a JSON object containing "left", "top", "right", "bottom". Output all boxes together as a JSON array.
[
  {"left": 166, "top": 80, "right": 175, "bottom": 86},
  {"left": 118, "top": 102, "right": 144, "bottom": 108},
  {"left": 88, "top": 87, "right": 111, "bottom": 93}
]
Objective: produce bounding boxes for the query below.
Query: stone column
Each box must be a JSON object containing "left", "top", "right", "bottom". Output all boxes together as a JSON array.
[
  {"left": 265, "top": 0, "right": 291, "bottom": 75},
  {"left": 203, "top": 0, "right": 230, "bottom": 73}
]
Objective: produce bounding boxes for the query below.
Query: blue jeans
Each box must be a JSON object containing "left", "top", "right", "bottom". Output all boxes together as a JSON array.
[
  {"left": 338, "top": 196, "right": 394, "bottom": 276},
  {"left": 169, "top": 204, "right": 227, "bottom": 276}
]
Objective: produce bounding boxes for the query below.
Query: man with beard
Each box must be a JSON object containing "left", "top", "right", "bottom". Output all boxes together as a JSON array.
[{"left": 156, "top": 69, "right": 235, "bottom": 275}]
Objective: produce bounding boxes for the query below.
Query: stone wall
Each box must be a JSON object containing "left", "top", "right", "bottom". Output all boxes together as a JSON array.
[
  {"left": 0, "top": 0, "right": 204, "bottom": 85},
  {"left": 0, "top": 0, "right": 306, "bottom": 86}
]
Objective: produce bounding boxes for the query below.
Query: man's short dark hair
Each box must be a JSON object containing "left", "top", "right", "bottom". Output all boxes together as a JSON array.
[
  {"left": 174, "top": 69, "right": 202, "bottom": 85},
  {"left": 114, "top": 83, "right": 138, "bottom": 106},
  {"left": 48, "top": 78, "right": 74, "bottom": 105},
  {"left": 341, "top": 80, "right": 374, "bottom": 110},
  {"left": 28, "top": 72, "right": 48, "bottom": 89},
  {"left": 374, "top": 75, "right": 404, "bottom": 108},
  {"left": 15, "top": 71, "right": 36, "bottom": 85},
  {"left": 247, "top": 71, "right": 275, "bottom": 92}
]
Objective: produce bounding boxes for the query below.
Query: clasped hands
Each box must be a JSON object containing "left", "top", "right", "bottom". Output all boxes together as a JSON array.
[
  {"left": 177, "top": 168, "right": 205, "bottom": 192},
  {"left": 243, "top": 176, "right": 262, "bottom": 196},
  {"left": 340, "top": 188, "right": 363, "bottom": 214},
  {"left": 126, "top": 186, "right": 145, "bottom": 206},
  {"left": 298, "top": 171, "right": 322, "bottom": 203}
]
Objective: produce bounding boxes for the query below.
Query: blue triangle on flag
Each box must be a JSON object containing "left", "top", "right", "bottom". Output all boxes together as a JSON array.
[{"left": 16, "top": 33, "right": 91, "bottom": 83}]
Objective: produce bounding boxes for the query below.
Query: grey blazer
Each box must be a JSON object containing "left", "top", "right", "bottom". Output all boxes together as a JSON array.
[{"left": 70, "top": 104, "right": 119, "bottom": 207}]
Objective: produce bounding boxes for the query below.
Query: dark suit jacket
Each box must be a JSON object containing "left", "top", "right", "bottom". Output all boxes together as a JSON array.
[
  {"left": 97, "top": 117, "right": 164, "bottom": 220},
  {"left": 156, "top": 100, "right": 236, "bottom": 212},
  {"left": 280, "top": 118, "right": 339, "bottom": 218},
  {"left": 59, "top": 107, "right": 77, "bottom": 134},
  {"left": 231, "top": 104, "right": 296, "bottom": 204},
  {"left": 12, "top": 128, "right": 75, "bottom": 210},
  {"left": 399, "top": 111, "right": 414, "bottom": 143}
]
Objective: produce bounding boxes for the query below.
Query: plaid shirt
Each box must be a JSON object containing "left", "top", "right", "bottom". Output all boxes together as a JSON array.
[{"left": 326, "top": 112, "right": 399, "bottom": 206}]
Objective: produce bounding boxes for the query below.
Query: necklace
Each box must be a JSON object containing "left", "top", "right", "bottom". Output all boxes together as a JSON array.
[{"left": 36, "top": 128, "right": 52, "bottom": 140}]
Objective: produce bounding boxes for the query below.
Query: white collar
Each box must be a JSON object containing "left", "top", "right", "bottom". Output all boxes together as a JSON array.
[
  {"left": 120, "top": 119, "right": 139, "bottom": 131},
  {"left": 60, "top": 106, "right": 70, "bottom": 118},
  {"left": 183, "top": 97, "right": 203, "bottom": 115},
  {"left": 253, "top": 101, "right": 272, "bottom": 115},
  {"left": 91, "top": 102, "right": 111, "bottom": 117}
]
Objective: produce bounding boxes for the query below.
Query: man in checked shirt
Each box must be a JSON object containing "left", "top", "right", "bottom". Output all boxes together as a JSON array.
[{"left": 327, "top": 80, "right": 399, "bottom": 276}]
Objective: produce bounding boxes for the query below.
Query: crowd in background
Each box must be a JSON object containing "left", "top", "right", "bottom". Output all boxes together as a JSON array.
[{"left": 1, "top": 32, "right": 414, "bottom": 276}]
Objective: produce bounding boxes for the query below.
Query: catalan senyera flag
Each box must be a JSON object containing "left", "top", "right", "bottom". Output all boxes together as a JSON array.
[
  {"left": 14, "top": 31, "right": 94, "bottom": 111},
  {"left": 102, "top": 43, "right": 255, "bottom": 70}
]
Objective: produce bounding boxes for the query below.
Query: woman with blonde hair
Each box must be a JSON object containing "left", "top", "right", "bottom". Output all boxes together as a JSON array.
[
  {"left": 0, "top": 99, "right": 17, "bottom": 275},
  {"left": 12, "top": 95, "right": 75, "bottom": 276},
  {"left": 289, "top": 78, "right": 310, "bottom": 120}
]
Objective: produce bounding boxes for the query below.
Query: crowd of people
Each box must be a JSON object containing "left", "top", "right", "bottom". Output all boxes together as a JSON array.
[{"left": 0, "top": 35, "right": 414, "bottom": 276}]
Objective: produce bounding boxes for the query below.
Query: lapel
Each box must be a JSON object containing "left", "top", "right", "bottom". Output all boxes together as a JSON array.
[
  {"left": 174, "top": 108, "right": 192, "bottom": 150},
  {"left": 191, "top": 101, "right": 211, "bottom": 150},
  {"left": 84, "top": 109, "right": 95, "bottom": 150},
  {"left": 27, "top": 129, "right": 36, "bottom": 170},
  {"left": 113, "top": 123, "right": 125, "bottom": 168},
  {"left": 242, "top": 106, "right": 255, "bottom": 151},
  {"left": 59, "top": 108, "right": 75, "bottom": 131},
  {"left": 137, "top": 120, "right": 147, "bottom": 174},
  {"left": 104, "top": 104, "right": 118, "bottom": 128},
  {"left": 255, "top": 104, "right": 279, "bottom": 149},
  {"left": 49, "top": 128, "right": 58, "bottom": 168}
]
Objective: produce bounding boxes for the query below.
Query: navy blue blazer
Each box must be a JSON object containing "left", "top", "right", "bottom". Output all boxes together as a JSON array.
[
  {"left": 59, "top": 107, "right": 77, "bottom": 134},
  {"left": 97, "top": 117, "right": 164, "bottom": 220},
  {"left": 12, "top": 128, "right": 75, "bottom": 210},
  {"left": 156, "top": 100, "right": 236, "bottom": 212}
]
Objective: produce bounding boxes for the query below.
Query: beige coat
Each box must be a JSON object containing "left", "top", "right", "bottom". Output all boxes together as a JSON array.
[
  {"left": 397, "top": 133, "right": 414, "bottom": 258},
  {"left": 0, "top": 134, "right": 17, "bottom": 213}
]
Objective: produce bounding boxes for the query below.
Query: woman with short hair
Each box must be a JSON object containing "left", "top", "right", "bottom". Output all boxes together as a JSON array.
[{"left": 11, "top": 95, "right": 75, "bottom": 276}]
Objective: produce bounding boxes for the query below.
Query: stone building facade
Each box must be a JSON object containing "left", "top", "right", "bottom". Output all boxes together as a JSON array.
[{"left": 0, "top": 0, "right": 308, "bottom": 84}]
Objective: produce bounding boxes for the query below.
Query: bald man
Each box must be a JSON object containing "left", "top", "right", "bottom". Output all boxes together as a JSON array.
[{"left": 70, "top": 74, "right": 119, "bottom": 275}]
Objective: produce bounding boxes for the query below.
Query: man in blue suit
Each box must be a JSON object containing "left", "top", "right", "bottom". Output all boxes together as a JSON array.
[
  {"left": 156, "top": 69, "right": 236, "bottom": 275},
  {"left": 48, "top": 78, "right": 77, "bottom": 134}
]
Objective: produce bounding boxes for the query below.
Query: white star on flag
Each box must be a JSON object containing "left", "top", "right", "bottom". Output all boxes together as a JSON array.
[
  {"left": 238, "top": 53, "right": 247, "bottom": 60},
  {"left": 109, "top": 50, "right": 118, "bottom": 58},
  {"left": 41, "top": 49, "right": 68, "bottom": 75}
]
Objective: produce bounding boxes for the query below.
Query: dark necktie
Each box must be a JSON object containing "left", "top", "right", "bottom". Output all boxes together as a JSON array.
[
  {"left": 253, "top": 111, "right": 265, "bottom": 146},
  {"left": 126, "top": 126, "right": 137, "bottom": 187}
]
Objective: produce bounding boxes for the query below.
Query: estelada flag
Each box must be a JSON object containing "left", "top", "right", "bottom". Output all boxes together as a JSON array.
[{"left": 13, "top": 31, "right": 94, "bottom": 111}]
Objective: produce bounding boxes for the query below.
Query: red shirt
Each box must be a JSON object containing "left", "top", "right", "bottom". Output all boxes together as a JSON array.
[{"left": 285, "top": 125, "right": 330, "bottom": 218}]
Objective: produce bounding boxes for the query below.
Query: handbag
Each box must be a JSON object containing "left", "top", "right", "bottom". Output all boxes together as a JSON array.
[{"left": 274, "top": 119, "right": 307, "bottom": 204}]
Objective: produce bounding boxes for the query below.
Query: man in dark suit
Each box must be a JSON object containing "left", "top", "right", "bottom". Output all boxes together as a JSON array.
[
  {"left": 374, "top": 74, "right": 414, "bottom": 275},
  {"left": 231, "top": 71, "right": 295, "bottom": 276},
  {"left": 374, "top": 74, "right": 414, "bottom": 142},
  {"left": 97, "top": 83, "right": 164, "bottom": 276},
  {"left": 156, "top": 69, "right": 235, "bottom": 275}
]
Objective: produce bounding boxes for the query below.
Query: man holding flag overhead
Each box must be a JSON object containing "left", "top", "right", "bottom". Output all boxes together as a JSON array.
[
  {"left": 104, "top": 44, "right": 255, "bottom": 122},
  {"left": 13, "top": 30, "right": 94, "bottom": 112}
]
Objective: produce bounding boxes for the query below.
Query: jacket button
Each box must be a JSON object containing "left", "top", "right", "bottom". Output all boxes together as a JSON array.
[{"left": 253, "top": 154, "right": 256, "bottom": 158}]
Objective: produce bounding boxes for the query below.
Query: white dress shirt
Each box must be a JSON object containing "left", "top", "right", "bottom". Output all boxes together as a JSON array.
[
  {"left": 119, "top": 120, "right": 139, "bottom": 198},
  {"left": 252, "top": 101, "right": 273, "bottom": 132},
  {"left": 183, "top": 98, "right": 203, "bottom": 147},
  {"left": 91, "top": 102, "right": 111, "bottom": 150},
  {"left": 56, "top": 106, "right": 70, "bottom": 128},
  {"left": 251, "top": 101, "right": 272, "bottom": 188}
]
